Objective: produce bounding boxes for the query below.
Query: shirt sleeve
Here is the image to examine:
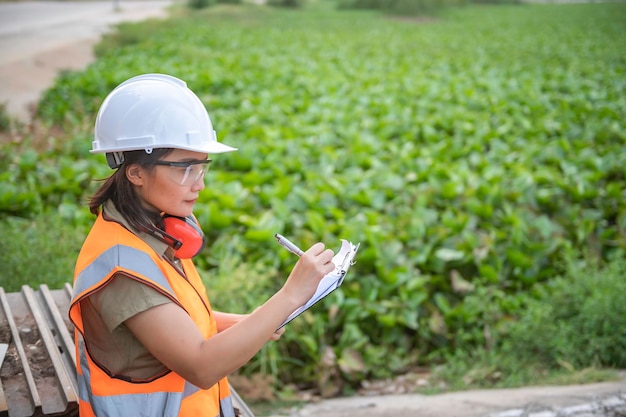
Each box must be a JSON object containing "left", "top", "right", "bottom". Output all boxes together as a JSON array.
[{"left": 90, "top": 274, "right": 173, "bottom": 333}]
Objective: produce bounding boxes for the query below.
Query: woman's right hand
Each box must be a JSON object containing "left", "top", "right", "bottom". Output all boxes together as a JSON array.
[{"left": 282, "top": 242, "right": 336, "bottom": 306}]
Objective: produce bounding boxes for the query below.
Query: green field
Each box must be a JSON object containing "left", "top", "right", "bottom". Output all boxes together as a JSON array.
[{"left": 1, "top": 0, "right": 625, "bottom": 401}]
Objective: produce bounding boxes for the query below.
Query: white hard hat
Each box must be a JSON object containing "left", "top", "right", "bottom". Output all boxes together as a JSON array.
[{"left": 92, "top": 74, "right": 237, "bottom": 167}]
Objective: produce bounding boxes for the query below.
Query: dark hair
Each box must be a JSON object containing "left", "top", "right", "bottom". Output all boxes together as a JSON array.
[{"left": 89, "top": 148, "right": 174, "bottom": 232}]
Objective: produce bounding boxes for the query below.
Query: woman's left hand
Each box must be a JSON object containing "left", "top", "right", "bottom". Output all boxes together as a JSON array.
[
  {"left": 269, "top": 326, "right": 286, "bottom": 341},
  {"left": 214, "top": 311, "right": 247, "bottom": 333},
  {"left": 215, "top": 311, "right": 286, "bottom": 341}
]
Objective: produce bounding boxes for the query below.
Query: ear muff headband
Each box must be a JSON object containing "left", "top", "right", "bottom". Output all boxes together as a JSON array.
[{"left": 162, "top": 215, "right": 206, "bottom": 259}]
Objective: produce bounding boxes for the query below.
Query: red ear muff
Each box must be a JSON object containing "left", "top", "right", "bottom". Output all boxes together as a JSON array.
[{"left": 162, "top": 215, "right": 206, "bottom": 259}]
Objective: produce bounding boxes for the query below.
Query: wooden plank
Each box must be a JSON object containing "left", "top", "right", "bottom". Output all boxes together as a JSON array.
[
  {"left": 22, "top": 285, "right": 77, "bottom": 415},
  {"left": 0, "top": 288, "right": 39, "bottom": 417}
]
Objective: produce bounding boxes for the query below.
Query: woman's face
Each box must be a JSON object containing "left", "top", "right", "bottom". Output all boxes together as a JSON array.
[{"left": 130, "top": 149, "right": 209, "bottom": 218}]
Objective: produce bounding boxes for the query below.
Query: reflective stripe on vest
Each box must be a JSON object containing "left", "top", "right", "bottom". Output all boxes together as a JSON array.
[
  {"left": 73, "top": 244, "right": 176, "bottom": 300},
  {"left": 76, "top": 336, "right": 220, "bottom": 417}
]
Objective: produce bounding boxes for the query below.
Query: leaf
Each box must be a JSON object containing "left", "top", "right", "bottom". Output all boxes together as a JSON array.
[
  {"left": 450, "top": 270, "right": 475, "bottom": 294},
  {"left": 435, "top": 248, "right": 465, "bottom": 262},
  {"left": 338, "top": 348, "right": 365, "bottom": 375}
]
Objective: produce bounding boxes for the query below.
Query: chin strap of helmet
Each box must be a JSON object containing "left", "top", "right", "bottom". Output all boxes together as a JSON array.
[
  {"left": 106, "top": 148, "right": 155, "bottom": 169},
  {"left": 106, "top": 152, "right": 125, "bottom": 169}
]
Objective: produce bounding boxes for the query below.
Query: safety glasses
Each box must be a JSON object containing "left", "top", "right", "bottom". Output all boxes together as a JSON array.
[{"left": 154, "top": 159, "right": 212, "bottom": 186}]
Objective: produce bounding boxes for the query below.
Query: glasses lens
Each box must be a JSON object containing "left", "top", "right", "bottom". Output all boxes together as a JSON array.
[
  {"left": 157, "top": 160, "right": 211, "bottom": 185},
  {"left": 178, "top": 162, "right": 210, "bottom": 185},
  {"left": 180, "top": 162, "right": 209, "bottom": 185}
]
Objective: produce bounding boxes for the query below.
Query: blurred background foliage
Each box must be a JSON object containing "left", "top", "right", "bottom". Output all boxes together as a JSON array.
[{"left": 0, "top": 0, "right": 624, "bottom": 400}]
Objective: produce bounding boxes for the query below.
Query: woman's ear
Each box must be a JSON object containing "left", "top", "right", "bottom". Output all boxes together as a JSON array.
[{"left": 126, "top": 164, "right": 145, "bottom": 186}]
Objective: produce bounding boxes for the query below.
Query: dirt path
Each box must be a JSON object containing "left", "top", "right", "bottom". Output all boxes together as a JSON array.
[
  {"left": 276, "top": 379, "right": 626, "bottom": 417},
  {"left": 0, "top": 0, "right": 174, "bottom": 122}
]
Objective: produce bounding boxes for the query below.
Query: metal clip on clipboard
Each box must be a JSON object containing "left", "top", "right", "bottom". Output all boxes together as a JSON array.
[{"left": 335, "top": 241, "right": 360, "bottom": 286}]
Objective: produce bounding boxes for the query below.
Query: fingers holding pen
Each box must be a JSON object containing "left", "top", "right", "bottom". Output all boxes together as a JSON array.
[
  {"left": 275, "top": 235, "right": 335, "bottom": 277},
  {"left": 304, "top": 242, "right": 327, "bottom": 257},
  {"left": 275, "top": 235, "right": 334, "bottom": 267},
  {"left": 304, "top": 243, "right": 333, "bottom": 261},
  {"left": 319, "top": 248, "right": 336, "bottom": 271},
  {"left": 281, "top": 240, "right": 336, "bottom": 305},
  {"left": 302, "top": 243, "right": 335, "bottom": 274}
]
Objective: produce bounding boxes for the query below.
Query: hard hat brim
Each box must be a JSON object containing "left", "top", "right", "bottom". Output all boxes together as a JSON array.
[
  {"left": 91, "top": 139, "right": 238, "bottom": 155},
  {"left": 167, "top": 137, "right": 238, "bottom": 154}
]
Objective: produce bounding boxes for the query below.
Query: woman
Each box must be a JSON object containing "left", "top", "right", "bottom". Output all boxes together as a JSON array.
[{"left": 69, "top": 74, "right": 335, "bottom": 417}]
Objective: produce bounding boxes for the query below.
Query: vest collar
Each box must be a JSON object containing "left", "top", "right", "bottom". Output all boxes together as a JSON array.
[{"left": 102, "top": 200, "right": 170, "bottom": 258}]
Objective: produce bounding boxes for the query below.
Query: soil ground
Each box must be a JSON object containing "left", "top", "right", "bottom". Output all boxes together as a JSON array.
[
  {"left": 1, "top": 2, "right": 625, "bottom": 417},
  {"left": 274, "top": 379, "right": 626, "bottom": 417}
]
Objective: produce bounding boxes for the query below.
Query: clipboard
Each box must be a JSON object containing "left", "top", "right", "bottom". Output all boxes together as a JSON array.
[{"left": 278, "top": 239, "right": 360, "bottom": 330}]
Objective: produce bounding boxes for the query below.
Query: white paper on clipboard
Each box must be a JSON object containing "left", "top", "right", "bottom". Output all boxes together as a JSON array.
[{"left": 278, "top": 239, "right": 360, "bottom": 329}]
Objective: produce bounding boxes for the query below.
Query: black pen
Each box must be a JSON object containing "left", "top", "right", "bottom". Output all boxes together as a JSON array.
[{"left": 274, "top": 233, "right": 305, "bottom": 257}]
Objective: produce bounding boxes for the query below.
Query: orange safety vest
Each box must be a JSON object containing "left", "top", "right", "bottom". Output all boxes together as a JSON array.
[{"left": 69, "top": 213, "right": 234, "bottom": 417}]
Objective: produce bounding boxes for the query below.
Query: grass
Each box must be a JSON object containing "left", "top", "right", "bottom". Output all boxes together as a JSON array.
[
  {"left": 425, "top": 256, "right": 626, "bottom": 392},
  {"left": 0, "top": 213, "right": 88, "bottom": 292}
]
